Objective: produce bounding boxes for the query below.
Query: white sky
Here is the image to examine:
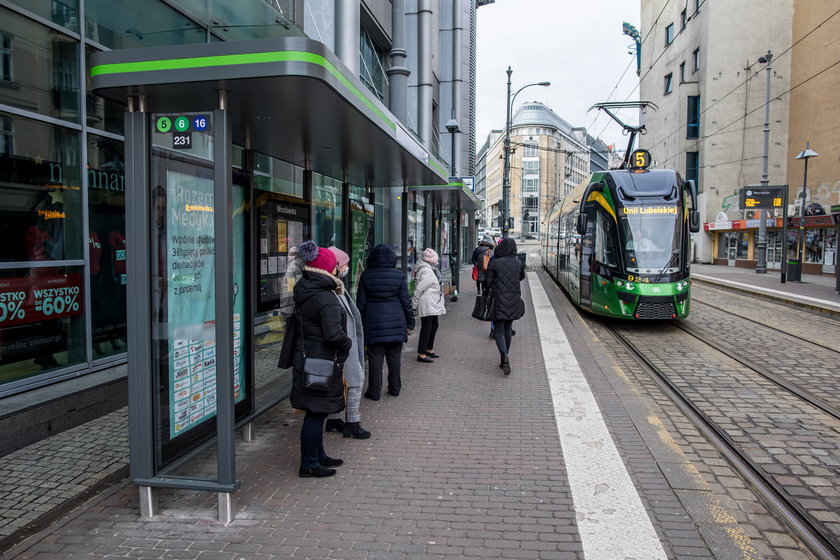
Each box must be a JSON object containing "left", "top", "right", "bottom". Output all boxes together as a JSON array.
[{"left": 475, "top": 0, "right": 642, "bottom": 154}]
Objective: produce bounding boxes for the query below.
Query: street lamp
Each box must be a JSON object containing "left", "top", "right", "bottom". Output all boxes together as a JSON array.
[
  {"left": 756, "top": 50, "right": 772, "bottom": 274},
  {"left": 502, "top": 67, "right": 549, "bottom": 239},
  {"left": 792, "top": 142, "right": 818, "bottom": 282},
  {"left": 444, "top": 117, "right": 461, "bottom": 300}
]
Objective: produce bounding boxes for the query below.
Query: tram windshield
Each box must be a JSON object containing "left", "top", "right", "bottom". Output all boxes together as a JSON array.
[{"left": 619, "top": 210, "right": 682, "bottom": 274}]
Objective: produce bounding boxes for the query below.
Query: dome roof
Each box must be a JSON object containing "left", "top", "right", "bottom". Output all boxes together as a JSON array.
[{"left": 511, "top": 101, "right": 575, "bottom": 136}]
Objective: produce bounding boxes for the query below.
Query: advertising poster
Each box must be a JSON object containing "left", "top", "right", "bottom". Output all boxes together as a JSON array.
[
  {"left": 0, "top": 273, "right": 83, "bottom": 328},
  {"left": 166, "top": 171, "right": 245, "bottom": 438},
  {"left": 349, "top": 201, "right": 374, "bottom": 298}
]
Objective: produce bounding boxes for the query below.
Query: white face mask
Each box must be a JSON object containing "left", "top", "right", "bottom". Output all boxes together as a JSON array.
[{"left": 338, "top": 266, "right": 349, "bottom": 278}]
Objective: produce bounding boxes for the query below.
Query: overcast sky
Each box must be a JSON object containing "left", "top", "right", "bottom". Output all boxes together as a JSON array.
[{"left": 475, "top": 0, "right": 642, "bottom": 153}]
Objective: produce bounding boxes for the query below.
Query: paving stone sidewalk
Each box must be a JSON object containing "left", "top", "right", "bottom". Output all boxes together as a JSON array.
[{"left": 3, "top": 270, "right": 587, "bottom": 559}]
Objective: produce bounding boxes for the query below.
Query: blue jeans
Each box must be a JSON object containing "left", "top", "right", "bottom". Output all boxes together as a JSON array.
[{"left": 300, "top": 412, "right": 329, "bottom": 469}]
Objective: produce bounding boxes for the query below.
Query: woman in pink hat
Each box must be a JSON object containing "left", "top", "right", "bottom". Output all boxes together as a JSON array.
[{"left": 412, "top": 248, "right": 446, "bottom": 362}]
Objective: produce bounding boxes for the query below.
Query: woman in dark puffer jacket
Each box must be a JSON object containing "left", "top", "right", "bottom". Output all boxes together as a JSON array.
[
  {"left": 356, "top": 244, "right": 416, "bottom": 399},
  {"left": 291, "top": 241, "right": 352, "bottom": 478},
  {"left": 483, "top": 238, "right": 525, "bottom": 375}
]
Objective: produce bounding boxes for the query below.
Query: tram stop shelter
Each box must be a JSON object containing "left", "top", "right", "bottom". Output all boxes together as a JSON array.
[{"left": 91, "top": 37, "right": 448, "bottom": 522}]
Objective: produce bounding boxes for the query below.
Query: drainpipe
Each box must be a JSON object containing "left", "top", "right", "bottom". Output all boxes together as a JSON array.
[
  {"left": 334, "top": 0, "right": 360, "bottom": 74},
  {"left": 451, "top": 0, "right": 463, "bottom": 175},
  {"left": 417, "top": 0, "right": 433, "bottom": 147}
]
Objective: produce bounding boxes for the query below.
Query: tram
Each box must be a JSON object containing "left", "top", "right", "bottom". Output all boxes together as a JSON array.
[{"left": 543, "top": 148, "right": 700, "bottom": 320}]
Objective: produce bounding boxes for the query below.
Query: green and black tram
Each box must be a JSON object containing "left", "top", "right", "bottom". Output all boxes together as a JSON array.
[{"left": 543, "top": 151, "right": 700, "bottom": 319}]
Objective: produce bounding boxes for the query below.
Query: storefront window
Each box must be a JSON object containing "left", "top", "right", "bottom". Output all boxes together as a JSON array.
[
  {"left": 736, "top": 232, "right": 749, "bottom": 260},
  {"left": 0, "top": 112, "right": 83, "bottom": 263},
  {"left": 85, "top": 46, "right": 125, "bottom": 135},
  {"left": 313, "top": 172, "right": 343, "bottom": 248},
  {"left": 0, "top": 265, "right": 86, "bottom": 386},
  {"left": 0, "top": 8, "right": 80, "bottom": 123},
  {"left": 87, "top": 134, "right": 126, "bottom": 359},
  {"left": 804, "top": 228, "right": 825, "bottom": 264},
  {"left": 10, "top": 0, "right": 79, "bottom": 31},
  {"left": 253, "top": 152, "right": 304, "bottom": 198}
]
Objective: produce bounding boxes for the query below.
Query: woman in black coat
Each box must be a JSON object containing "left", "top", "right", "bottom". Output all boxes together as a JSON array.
[
  {"left": 483, "top": 238, "right": 525, "bottom": 375},
  {"left": 291, "top": 241, "right": 352, "bottom": 478},
  {"left": 356, "top": 244, "right": 416, "bottom": 399}
]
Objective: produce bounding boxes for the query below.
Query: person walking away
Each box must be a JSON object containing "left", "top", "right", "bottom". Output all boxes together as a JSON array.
[
  {"left": 483, "top": 238, "right": 525, "bottom": 375},
  {"left": 413, "top": 249, "right": 446, "bottom": 363},
  {"left": 324, "top": 246, "right": 370, "bottom": 439},
  {"left": 356, "top": 244, "right": 415, "bottom": 399},
  {"left": 471, "top": 235, "right": 495, "bottom": 295},
  {"left": 291, "top": 241, "right": 353, "bottom": 477}
]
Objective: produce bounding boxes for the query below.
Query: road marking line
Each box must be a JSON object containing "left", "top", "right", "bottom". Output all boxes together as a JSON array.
[{"left": 528, "top": 272, "right": 667, "bottom": 560}]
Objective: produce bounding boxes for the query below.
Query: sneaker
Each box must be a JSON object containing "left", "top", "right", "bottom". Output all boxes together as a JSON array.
[
  {"left": 299, "top": 466, "right": 336, "bottom": 478},
  {"left": 319, "top": 456, "right": 343, "bottom": 467},
  {"left": 343, "top": 422, "right": 371, "bottom": 439},
  {"left": 324, "top": 419, "right": 345, "bottom": 433},
  {"left": 501, "top": 355, "right": 511, "bottom": 376}
]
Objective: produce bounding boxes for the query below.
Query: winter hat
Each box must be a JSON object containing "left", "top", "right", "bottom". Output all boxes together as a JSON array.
[
  {"left": 423, "top": 248, "right": 439, "bottom": 265},
  {"left": 298, "top": 240, "right": 337, "bottom": 273},
  {"left": 327, "top": 246, "right": 350, "bottom": 268}
]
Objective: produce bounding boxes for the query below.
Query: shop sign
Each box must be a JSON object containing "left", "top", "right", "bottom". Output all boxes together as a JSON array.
[
  {"left": 0, "top": 273, "right": 83, "bottom": 327},
  {"left": 705, "top": 220, "right": 732, "bottom": 231},
  {"left": 790, "top": 215, "right": 836, "bottom": 228}
]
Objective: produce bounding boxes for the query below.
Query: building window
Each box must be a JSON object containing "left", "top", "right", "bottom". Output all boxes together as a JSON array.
[
  {"left": 695, "top": 0, "right": 702, "bottom": 14},
  {"left": 0, "top": 115, "right": 11, "bottom": 157},
  {"left": 680, "top": 61, "right": 686, "bottom": 82},
  {"left": 523, "top": 160, "right": 539, "bottom": 173},
  {"left": 687, "top": 95, "right": 700, "bottom": 138},
  {"left": 359, "top": 27, "right": 386, "bottom": 101},
  {"left": 664, "top": 73, "right": 673, "bottom": 94},
  {"left": 693, "top": 48, "right": 701, "bottom": 71},
  {"left": 665, "top": 23, "right": 674, "bottom": 45},
  {"left": 681, "top": 9, "right": 687, "bottom": 29},
  {"left": 686, "top": 151, "right": 699, "bottom": 187},
  {"left": 524, "top": 144, "right": 538, "bottom": 157},
  {"left": 0, "top": 34, "right": 11, "bottom": 82}
]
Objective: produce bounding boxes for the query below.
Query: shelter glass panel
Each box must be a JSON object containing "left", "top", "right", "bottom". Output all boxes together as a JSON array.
[
  {"left": 253, "top": 152, "right": 304, "bottom": 198},
  {"left": 312, "top": 172, "right": 343, "bottom": 249},
  {"left": 0, "top": 112, "right": 83, "bottom": 263},
  {"left": 87, "top": 133, "right": 126, "bottom": 359},
  {"left": 85, "top": 0, "right": 206, "bottom": 49},
  {"left": 173, "top": 0, "right": 300, "bottom": 40},
  {"left": 0, "top": 8, "right": 80, "bottom": 123}
]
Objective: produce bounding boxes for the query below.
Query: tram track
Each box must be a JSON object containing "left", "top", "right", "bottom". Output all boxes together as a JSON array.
[
  {"left": 602, "top": 322, "right": 840, "bottom": 560},
  {"left": 692, "top": 297, "right": 840, "bottom": 356}
]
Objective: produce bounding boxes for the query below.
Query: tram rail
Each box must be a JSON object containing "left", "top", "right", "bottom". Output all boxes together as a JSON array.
[{"left": 602, "top": 323, "right": 840, "bottom": 560}]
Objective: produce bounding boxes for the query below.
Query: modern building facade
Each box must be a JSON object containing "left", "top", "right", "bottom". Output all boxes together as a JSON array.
[
  {"left": 786, "top": 0, "right": 840, "bottom": 276},
  {"left": 639, "top": 0, "right": 793, "bottom": 267},
  {"left": 477, "top": 102, "right": 590, "bottom": 238},
  {"left": 0, "top": 0, "right": 479, "bottom": 454}
]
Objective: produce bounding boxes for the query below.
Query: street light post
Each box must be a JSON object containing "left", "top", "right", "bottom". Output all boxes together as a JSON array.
[
  {"left": 756, "top": 50, "right": 772, "bottom": 274},
  {"left": 501, "top": 67, "right": 549, "bottom": 239},
  {"left": 793, "top": 142, "right": 818, "bottom": 282},
  {"left": 445, "top": 117, "right": 461, "bottom": 300}
]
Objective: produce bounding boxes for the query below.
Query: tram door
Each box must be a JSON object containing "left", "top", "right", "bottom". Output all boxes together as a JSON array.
[
  {"left": 579, "top": 213, "right": 595, "bottom": 307},
  {"left": 726, "top": 233, "right": 737, "bottom": 266}
]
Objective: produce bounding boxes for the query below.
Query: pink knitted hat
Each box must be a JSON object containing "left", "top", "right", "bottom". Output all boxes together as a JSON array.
[
  {"left": 327, "top": 246, "right": 350, "bottom": 268},
  {"left": 422, "top": 248, "right": 439, "bottom": 264}
]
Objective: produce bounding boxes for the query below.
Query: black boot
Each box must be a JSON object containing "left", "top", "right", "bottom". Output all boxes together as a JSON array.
[
  {"left": 299, "top": 466, "right": 336, "bottom": 478},
  {"left": 343, "top": 422, "right": 371, "bottom": 439},
  {"left": 325, "top": 418, "right": 345, "bottom": 433},
  {"left": 501, "top": 354, "right": 511, "bottom": 376}
]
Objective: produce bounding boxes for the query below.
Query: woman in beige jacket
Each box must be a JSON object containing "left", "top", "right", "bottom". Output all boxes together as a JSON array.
[{"left": 412, "top": 249, "right": 446, "bottom": 362}]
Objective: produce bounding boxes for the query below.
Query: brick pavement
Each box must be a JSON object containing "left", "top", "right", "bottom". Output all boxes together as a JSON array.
[{"left": 3, "top": 259, "right": 818, "bottom": 559}]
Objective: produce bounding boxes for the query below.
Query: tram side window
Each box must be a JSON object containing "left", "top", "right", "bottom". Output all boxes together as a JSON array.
[{"left": 594, "top": 211, "right": 619, "bottom": 268}]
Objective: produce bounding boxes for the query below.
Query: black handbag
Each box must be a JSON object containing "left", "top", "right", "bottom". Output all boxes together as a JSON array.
[
  {"left": 298, "top": 311, "right": 338, "bottom": 391},
  {"left": 276, "top": 310, "right": 298, "bottom": 369},
  {"left": 471, "top": 289, "right": 494, "bottom": 322}
]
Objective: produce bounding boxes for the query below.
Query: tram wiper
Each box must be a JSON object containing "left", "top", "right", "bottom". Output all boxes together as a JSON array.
[{"left": 652, "top": 250, "right": 680, "bottom": 284}]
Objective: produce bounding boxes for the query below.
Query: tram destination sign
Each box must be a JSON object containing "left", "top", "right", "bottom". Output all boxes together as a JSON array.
[{"left": 739, "top": 185, "right": 786, "bottom": 209}]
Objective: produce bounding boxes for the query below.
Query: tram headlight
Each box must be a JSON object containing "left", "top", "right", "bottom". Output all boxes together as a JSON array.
[
  {"left": 616, "top": 280, "right": 624, "bottom": 288},
  {"left": 625, "top": 282, "right": 634, "bottom": 291}
]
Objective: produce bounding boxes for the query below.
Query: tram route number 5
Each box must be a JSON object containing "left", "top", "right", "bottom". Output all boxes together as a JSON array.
[{"left": 630, "top": 149, "right": 651, "bottom": 171}]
